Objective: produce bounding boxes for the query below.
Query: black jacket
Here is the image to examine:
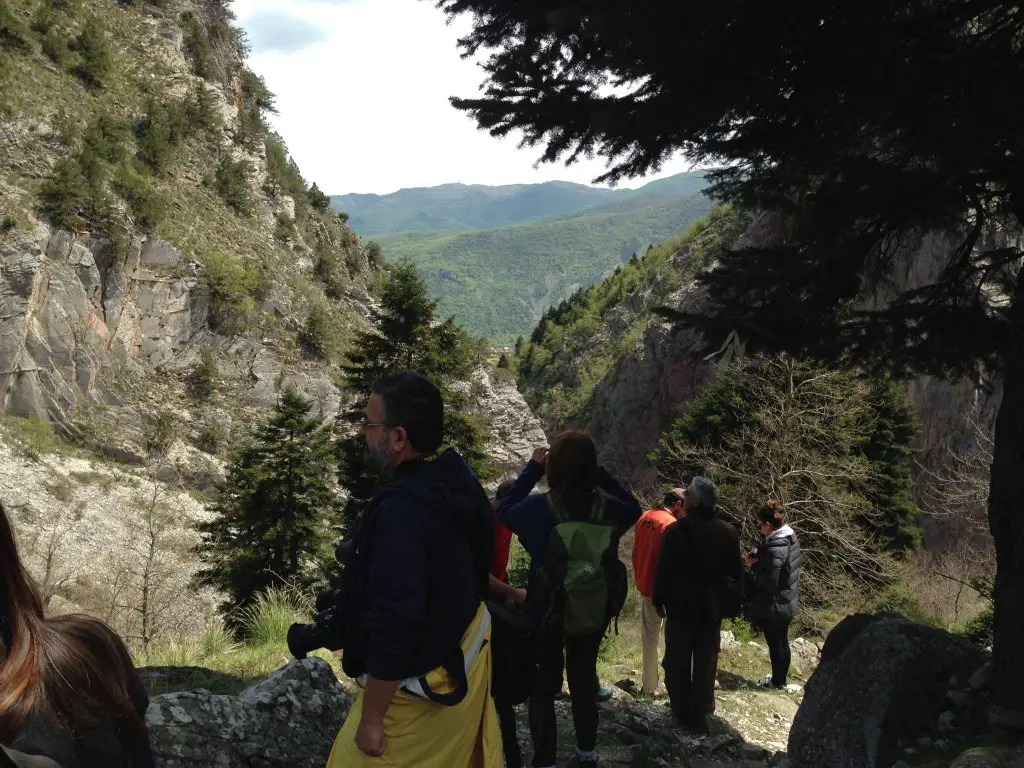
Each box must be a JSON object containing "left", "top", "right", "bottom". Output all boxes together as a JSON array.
[
  {"left": 748, "top": 527, "right": 802, "bottom": 623},
  {"left": 342, "top": 449, "right": 494, "bottom": 681},
  {"left": 652, "top": 513, "right": 742, "bottom": 625}
]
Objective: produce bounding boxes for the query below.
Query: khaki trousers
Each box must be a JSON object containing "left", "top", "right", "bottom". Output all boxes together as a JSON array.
[{"left": 640, "top": 596, "right": 664, "bottom": 694}]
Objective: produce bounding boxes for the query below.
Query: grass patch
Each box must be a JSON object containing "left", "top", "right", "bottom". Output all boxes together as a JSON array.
[
  {"left": 0, "top": 413, "right": 67, "bottom": 458},
  {"left": 140, "top": 589, "right": 342, "bottom": 696}
]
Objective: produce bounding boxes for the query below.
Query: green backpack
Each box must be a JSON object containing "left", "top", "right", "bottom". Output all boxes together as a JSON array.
[{"left": 540, "top": 493, "right": 628, "bottom": 637}]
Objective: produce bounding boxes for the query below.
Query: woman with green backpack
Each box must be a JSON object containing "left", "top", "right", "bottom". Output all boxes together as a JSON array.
[{"left": 496, "top": 432, "right": 641, "bottom": 768}]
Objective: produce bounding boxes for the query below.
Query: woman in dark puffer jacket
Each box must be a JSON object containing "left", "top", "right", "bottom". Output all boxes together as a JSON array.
[{"left": 743, "top": 500, "right": 803, "bottom": 689}]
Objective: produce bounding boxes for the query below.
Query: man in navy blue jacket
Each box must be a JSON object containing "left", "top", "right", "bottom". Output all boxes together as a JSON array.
[{"left": 337, "top": 371, "right": 496, "bottom": 761}]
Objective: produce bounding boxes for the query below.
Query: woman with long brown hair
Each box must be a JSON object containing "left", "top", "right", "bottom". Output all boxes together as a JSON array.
[
  {"left": 496, "top": 431, "right": 641, "bottom": 768},
  {"left": 0, "top": 503, "right": 155, "bottom": 767}
]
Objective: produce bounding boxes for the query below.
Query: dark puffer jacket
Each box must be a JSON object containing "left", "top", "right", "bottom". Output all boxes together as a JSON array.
[{"left": 748, "top": 526, "right": 802, "bottom": 623}]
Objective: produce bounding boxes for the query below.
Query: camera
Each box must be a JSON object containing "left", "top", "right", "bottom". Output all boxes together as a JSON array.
[
  {"left": 287, "top": 587, "right": 348, "bottom": 660},
  {"left": 287, "top": 497, "right": 368, "bottom": 660}
]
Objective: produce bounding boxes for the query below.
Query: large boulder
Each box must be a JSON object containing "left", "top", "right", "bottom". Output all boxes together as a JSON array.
[
  {"left": 788, "top": 613, "right": 988, "bottom": 768},
  {"left": 147, "top": 659, "right": 352, "bottom": 767}
]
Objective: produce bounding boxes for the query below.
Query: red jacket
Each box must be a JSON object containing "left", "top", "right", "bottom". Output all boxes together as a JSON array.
[
  {"left": 491, "top": 521, "right": 514, "bottom": 580},
  {"left": 632, "top": 507, "right": 676, "bottom": 599}
]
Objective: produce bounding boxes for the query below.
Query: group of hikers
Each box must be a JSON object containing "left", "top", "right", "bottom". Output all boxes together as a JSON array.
[{"left": 0, "top": 370, "right": 802, "bottom": 768}]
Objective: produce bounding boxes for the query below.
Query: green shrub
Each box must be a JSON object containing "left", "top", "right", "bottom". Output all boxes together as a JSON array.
[
  {"left": 264, "top": 136, "right": 306, "bottom": 198},
  {"left": 183, "top": 85, "right": 220, "bottom": 134},
  {"left": 135, "top": 98, "right": 190, "bottom": 174},
  {"left": 116, "top": 168, "right": 165, "bottom": 230},
  {"left": 864, "top": 583, "right": 941, "bottom": 627},
  {"left": 299, "top": 302, "right": 343, "bottom": 361},
  {"left": 81, "top": 112, "right": 131, "bottom": 165},
  {"left": 41, "top": 27, "right": 70, "bottom": 67},
  {"left": 956, "top": 605, "right": 993, "bottom": 648},
  {"left": 273, "top": 214, "right": 296, "bottom": 242},
  {"left": 40, "top": 156, "right": 89, "bottom": 229},
  {"left": 0, "top": 0, "right": 31, "bottom": 51},
  {"left": 241, "top": 69, "right": 276, "bottom": 114},
  {"left": 197, "top": 416, "right": 228, "bottom": 455},
  {"left": 215, "top": 154, "right": 253, "bottom": 215},
  {"left": 365, "top": 241, "right": 383, "bottom": 268},
  {"left": 189, "top": 346, "right": 219, "bottom": 398},
  {"left": 181, "top": 11, "right": 214, "bottom": 80},
  {"left": 72, "top": 19, "right": 112, "bottom": 88},
  {"left": 314, "top": 249, "right": 345, "bottom": 299},
  {"left": 202, "top": 251, "right": 260, "bottom": 331},
  {"left": 721, "top": 616, "right": 756, "bottom": 643},
  {"left": 235, "top": 105, "right": 264, "bottom": 149},
  {"left": 2, "top": 214, "right": 16, "bottom": 233},
  {"left": 147, "top": 410, "right": 175, "bottom": 453},
  {"left": 0, "top": 414, "right": 64, "bottom": 459},
  {"left": 308, "top": 183, "right": 330, "bottom": 212}
]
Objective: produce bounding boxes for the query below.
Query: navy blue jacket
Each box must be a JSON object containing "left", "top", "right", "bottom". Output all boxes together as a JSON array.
[
  {"left": 496, "top": 460, "right": 642, "bottom": 568},
  {"left": 341, "top": 449, "right": 494, "bottom": 681}
]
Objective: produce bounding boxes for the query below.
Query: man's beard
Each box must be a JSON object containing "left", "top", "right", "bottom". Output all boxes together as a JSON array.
[{"left": 363, "top": 434, "right": 393, "bottom": 477}]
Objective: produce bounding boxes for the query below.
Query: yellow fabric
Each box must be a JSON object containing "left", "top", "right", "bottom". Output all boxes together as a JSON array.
[{"left": 326, "top": 602, "right": 503, "bottom": 768}]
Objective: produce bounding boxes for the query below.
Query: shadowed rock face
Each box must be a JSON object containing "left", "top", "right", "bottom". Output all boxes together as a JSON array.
[
  {"left": 147, "top": 659, "right": 352, "bottom": 768},
  {"left": 788, "top": 613, "right": 988, "bottom": 768}
]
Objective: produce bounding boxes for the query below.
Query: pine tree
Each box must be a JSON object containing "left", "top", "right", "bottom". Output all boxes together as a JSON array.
[
  {"left": 338, "top": 260, "right": 493, "bottom": 495},
  {"left": 194, "top": 388, "right": 337, "bottom": 615},
  {"left": 440, "top": 0, "right": 1024, "bottom": 712},
  {"left": 862, "top": 377, "right": 922, "bottom": 552}
]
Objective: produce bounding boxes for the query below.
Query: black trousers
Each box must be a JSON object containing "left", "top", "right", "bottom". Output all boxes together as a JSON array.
[
  {"left": 496, "top": 699, "right": 522, "bottom": 768},
  {"left": 662, "top": 616, "right": 721, "bottom": 723},
  {"left": 528, "top": 626, "right": 606, "bottom": 767},
  {"left": 759, "top": 616, "right": 792, "bottom": 686}
]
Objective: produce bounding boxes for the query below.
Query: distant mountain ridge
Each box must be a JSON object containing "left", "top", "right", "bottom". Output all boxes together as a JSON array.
[
  {"left": 331, "top": 171, "right": 708, "bottom": 237},
  {"left": 330, "top": 172, "right": 711, "bottom": 342}
]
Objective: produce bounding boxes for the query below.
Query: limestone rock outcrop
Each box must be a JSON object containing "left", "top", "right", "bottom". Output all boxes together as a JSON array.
[{"left": 147, "top": 659, "right": 352, "bottom": 768}]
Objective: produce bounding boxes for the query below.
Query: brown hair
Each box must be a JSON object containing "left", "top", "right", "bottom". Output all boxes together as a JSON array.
[
  {"left": 0, "top": 503, "right": 149, "bottom": 759},
  {"left": 546, "top": 430, "right": 599, "bottom": 511},
  {"left": 756, "top": 499, "right": 786, "bottom": 529}
]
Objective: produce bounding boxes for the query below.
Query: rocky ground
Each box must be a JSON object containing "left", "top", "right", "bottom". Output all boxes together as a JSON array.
[{"left": 496, "top": 630, "right": 816, "bottom": 767}]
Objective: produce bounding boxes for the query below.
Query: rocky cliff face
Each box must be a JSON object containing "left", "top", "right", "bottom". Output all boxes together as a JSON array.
[
  {"left": 455, "top": 367, "right": 548, "bottom": 477},
  {"left": 0, "top": 0, "right": 547, "bottom": 641},
  {"left": 518, "top": 209, "right": 1005, "bottom": 541}
]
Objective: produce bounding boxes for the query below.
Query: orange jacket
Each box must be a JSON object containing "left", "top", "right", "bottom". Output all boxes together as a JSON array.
[{"left": 632, "top": 507, "right": 677, "bottom": 599}]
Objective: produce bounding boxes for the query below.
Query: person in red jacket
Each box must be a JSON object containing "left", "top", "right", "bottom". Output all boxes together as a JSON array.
[
  {"left": 489, "top": 478, "right": 526, "bottom": 604},
  {"left": 631, "top": 489, "right": 686, "bottom": 696}
]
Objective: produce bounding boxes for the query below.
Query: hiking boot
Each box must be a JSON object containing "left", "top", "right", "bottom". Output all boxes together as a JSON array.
[
  {"left": 755, "top": 675, "right": 785, "bottom": 690},
  {"left": 566, "top": 754, "right": 598, "bottom": 767},
  {"left": 686, "top": 714, "right": 711, "bottom": 735},
  {"left": 596, "top": 684, "right": 613, "bottom": 702}
]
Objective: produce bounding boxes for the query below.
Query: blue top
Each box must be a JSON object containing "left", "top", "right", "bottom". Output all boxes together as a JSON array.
[{"left": 496, "top": 460, "right": 643, "bottom": 566}]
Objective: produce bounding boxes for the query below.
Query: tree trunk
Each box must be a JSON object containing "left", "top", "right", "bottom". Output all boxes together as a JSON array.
[{"left": 989, "top": 264, "right": 1024, "bottom": 726}]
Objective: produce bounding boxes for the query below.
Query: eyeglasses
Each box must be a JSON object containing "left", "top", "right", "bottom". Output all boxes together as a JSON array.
[{"left": 359, "top": 418, "right": 390, "bottom": 429}]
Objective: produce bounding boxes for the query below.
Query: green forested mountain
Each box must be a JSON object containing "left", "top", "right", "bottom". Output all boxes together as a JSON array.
[
  {"left": 330, "top": 171, "right": 707, "bottom": 235},
  {"left": 333, "top": 173, "right": 711, "bottom": 342}
]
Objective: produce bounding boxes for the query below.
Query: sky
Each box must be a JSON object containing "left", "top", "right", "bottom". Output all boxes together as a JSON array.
[{"left": 232, "top": 0, "right": 694, "bottom": 196}]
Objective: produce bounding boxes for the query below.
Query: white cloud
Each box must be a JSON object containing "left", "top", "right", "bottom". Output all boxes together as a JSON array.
[
  {"left": 233, "top": 0, "right": 694, "bottom": 194},
  {"left": 244, "top": 10, "right": 329, "bottom": 54}
]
